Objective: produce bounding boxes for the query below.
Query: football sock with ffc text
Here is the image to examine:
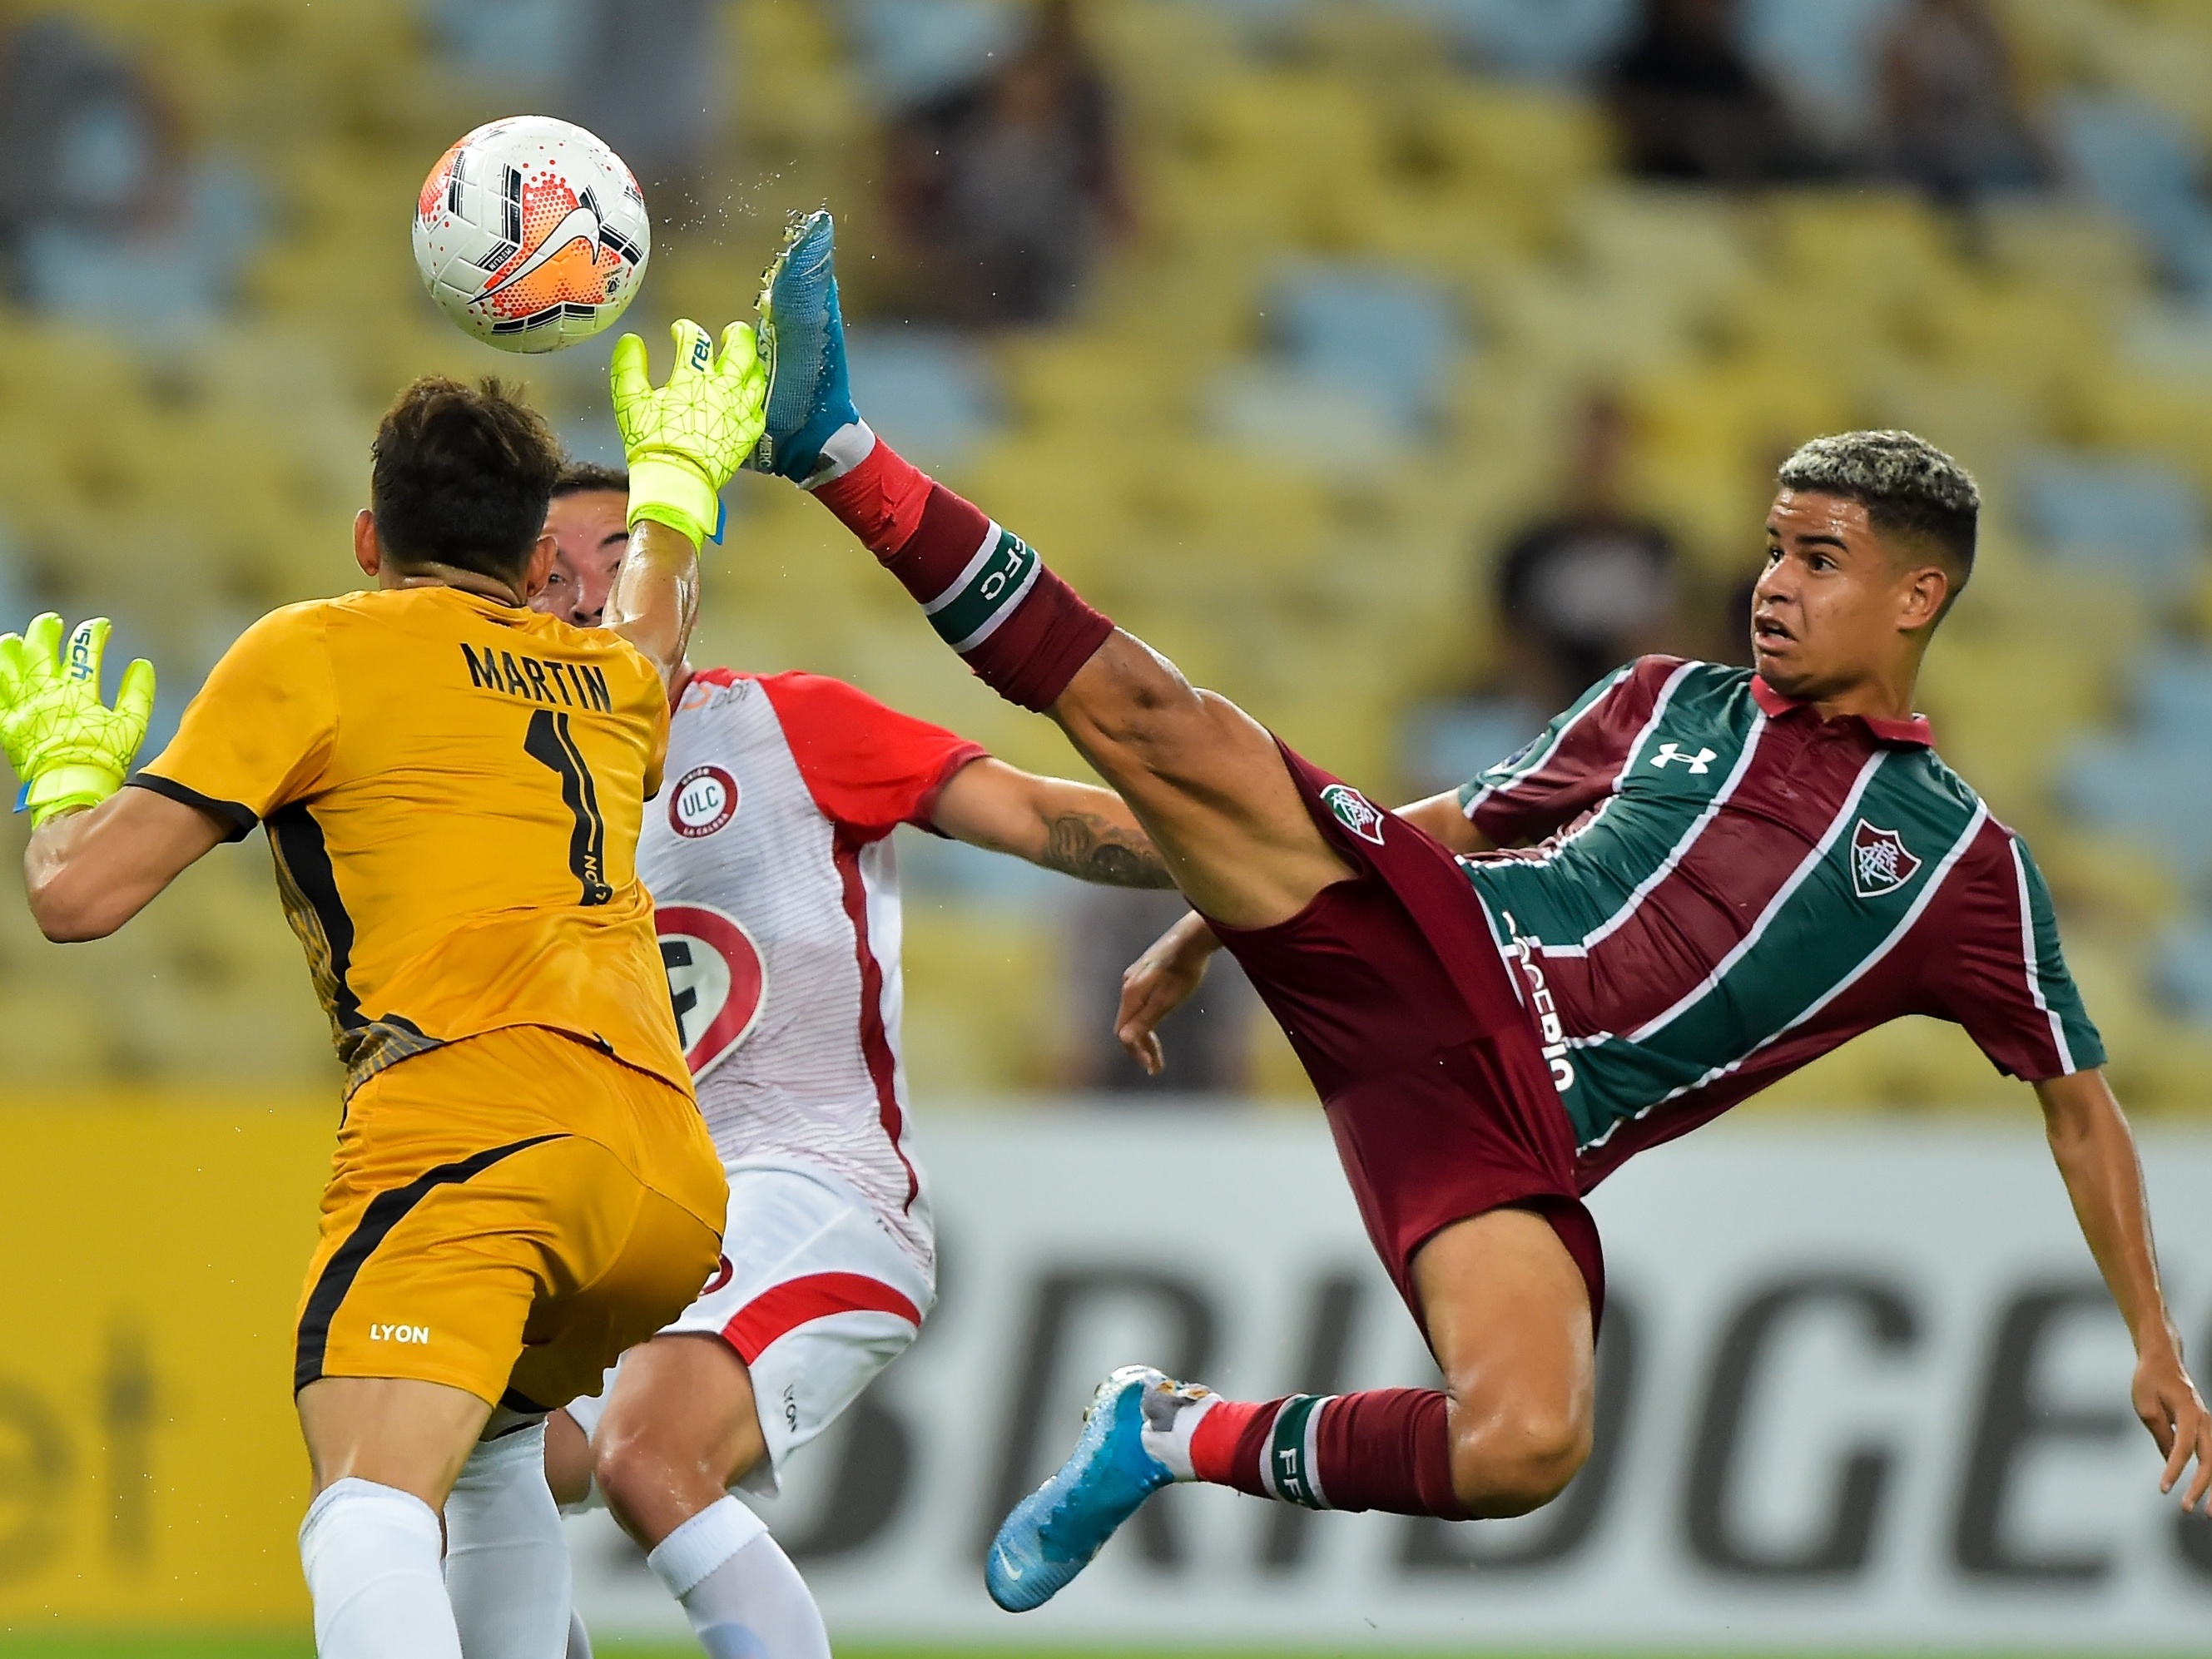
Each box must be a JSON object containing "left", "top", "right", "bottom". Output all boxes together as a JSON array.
[
  {"left": 1183, "top": 1387, "right": 1467, "bottom": 1518},
  {"left": 811, "top": 433, "right": 1113, "bottom": 712}
]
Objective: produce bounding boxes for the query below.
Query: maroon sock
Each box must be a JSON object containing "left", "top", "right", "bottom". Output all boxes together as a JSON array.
[
  {"left": 810, "top": 437, "right": 1113, "bottom": 712},
  {"left": 1189, "top": 1389, "right": 1465, "bottom": 1518}
]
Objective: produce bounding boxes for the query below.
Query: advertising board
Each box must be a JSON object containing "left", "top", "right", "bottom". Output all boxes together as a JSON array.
[{"left": 573, "top": 1114, "right": 2212, "bottom": 1650}]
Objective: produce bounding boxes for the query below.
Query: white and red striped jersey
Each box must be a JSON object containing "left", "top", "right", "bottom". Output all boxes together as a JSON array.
[{"left": 638, "top": 668, "right": 985, "bottom": 1270}]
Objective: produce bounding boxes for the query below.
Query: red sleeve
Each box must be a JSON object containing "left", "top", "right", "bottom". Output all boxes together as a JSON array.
[
  {"left": 754, "top": 671, "right": 988, "bottom": 841},
  {"left": 1460, "top": 658, "right": 1676, "bottom": 846}
]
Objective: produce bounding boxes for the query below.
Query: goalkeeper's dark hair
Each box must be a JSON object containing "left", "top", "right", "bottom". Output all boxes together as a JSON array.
[
  {"left": 1778, "top": 430, "right": 1979, "bottom": 616},
  {"left": 552, "top": 461, "right": 628, "bottom": 498},
  {"left": 370, "top": 377, "right": 565, "bottom": 582}
]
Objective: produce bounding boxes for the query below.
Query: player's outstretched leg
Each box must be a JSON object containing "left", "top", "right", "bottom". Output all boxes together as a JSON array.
[
  {"left": 989, "top": 1211, "right": 1595, "bottom": 1610},
  {"left": 753, "top": 210, "right": 1347, "bottom": 931},
  {"left": 762, "top": 216, "right": 1600, "bottom": 1597}
]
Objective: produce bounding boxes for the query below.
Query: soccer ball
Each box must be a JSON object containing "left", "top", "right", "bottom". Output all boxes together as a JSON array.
[{"left": 412, "top": 116, "right": 650, "bottom": 353}]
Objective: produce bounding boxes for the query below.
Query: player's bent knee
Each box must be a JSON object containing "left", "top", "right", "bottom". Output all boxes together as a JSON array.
[
  {"left": 543, "top": 1408, "right": 593, "bottom": 1508},
  {"left": 591, "top": 1414, "right": 712, "bottom": 1539},
  {"left": 1448, "top": 1404, "right": 1592, "bottom": 1518}
]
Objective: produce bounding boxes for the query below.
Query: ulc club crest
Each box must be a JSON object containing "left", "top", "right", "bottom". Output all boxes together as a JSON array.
[{"left": 1850, "top": 820, "right": 1922, "bottom": 899}]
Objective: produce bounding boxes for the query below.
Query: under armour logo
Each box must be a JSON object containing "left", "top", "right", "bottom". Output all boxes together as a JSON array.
[{"left": 1649, "top": 742, "right": 1717, "bottom": 775}]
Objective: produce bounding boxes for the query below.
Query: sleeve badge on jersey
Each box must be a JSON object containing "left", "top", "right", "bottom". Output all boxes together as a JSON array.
[
  {"left": 1850, "top": 820, "right": 1922, "bottom": 899},
  {"left": 670, "top": 764, "right": 740, "bottom": 838},
  {"left": 1319, "top": 783, "right": 1387, "bottom": 846}
]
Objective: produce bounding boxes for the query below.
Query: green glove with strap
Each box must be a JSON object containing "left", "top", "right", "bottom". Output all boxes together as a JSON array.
[
  {"left": 610, "top": 318, "right": 770, "bottom": 548},
  {"left": 0, "top": 613, "right": 156, "bottom": 829}
]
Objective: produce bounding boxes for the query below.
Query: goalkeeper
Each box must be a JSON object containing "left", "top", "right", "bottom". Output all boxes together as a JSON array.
[{"left": 3, "top": 321, "right": 764, "bottom": 1659}]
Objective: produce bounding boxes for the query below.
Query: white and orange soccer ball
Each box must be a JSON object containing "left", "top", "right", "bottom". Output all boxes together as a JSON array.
[{"left": 412, "top": 116, "right": 649, "bottom": 352}]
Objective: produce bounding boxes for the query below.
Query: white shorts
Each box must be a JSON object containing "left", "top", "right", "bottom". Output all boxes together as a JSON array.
[{"left": 564, "top": 1158, "right": 934, "bottom": 1496}]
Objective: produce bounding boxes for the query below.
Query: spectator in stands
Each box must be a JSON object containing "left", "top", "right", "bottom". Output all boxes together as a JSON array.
[
  {"left": 885, "top": 0, "right": 1128, "bottom": 326},
  {"left": 1876, "top": 0, "right": 2046, "bottom": 208},
  {"left": 1604, "top": 0, "right": 1821, "bottom": 185},
  {"left": 0, "top": 15, "right": 181, "bottom": 299},
  {"left": 1491, "top": 393, "right": 1682, "bottom": 711},
  {"left": 1064, "top": 888, "right": 1254, "bottom": 1097}
]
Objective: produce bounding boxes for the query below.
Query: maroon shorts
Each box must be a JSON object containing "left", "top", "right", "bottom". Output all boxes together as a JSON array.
[{"left": 1208, "top": 744, "right": 1604, "bottom": 1332}]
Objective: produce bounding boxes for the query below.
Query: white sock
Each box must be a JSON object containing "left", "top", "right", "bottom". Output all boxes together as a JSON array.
[
  {"left": 299, "top": 1478, "right": 462, "bottom": 1659},
  {"left": 1138, "top": 1379, "right": 1220, "bottom": 1483},
  {"left": 803, "top": 419, "right": 876, "bottom": 489},
  {"left": 647, "top": 1495, "right": 829, "bottom": 1659},
  {"left": 443, "top": 1421, "right": 571, "bottom": 1659},
  {"left": 565, "top": 1607, "right": 593, "bottom": 1659}
]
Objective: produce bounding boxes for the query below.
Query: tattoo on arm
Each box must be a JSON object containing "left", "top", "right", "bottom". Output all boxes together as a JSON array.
[{"left": 1042, "top": 812, "right": 1177, "bottom": 889}]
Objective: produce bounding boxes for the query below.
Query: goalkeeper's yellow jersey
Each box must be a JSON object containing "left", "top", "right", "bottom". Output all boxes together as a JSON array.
[{"left": 131, "top": 584, "right": 689, "bottom": 1097}]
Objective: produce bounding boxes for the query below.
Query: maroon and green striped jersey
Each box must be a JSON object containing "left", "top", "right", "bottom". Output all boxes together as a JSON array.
[{"left": 1456, "top": 657, "right": 2103, "bottom": 1186}]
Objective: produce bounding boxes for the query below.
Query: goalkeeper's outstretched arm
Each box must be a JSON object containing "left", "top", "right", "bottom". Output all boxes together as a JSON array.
[
  {"left": 25, "top": 789, "right": 226, "bottom": 941},
  {"left": 0, "top": 612, "right": 221, "bottom": 941},
  {"left": 606, "top": 319, "right": 766, "bottom": 701}
]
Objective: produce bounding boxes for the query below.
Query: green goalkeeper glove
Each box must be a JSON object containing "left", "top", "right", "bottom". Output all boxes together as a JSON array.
[
  {"left": 0, "top": 613, "right": 156, "bottom": 829},
  {"left": 610, "top": 318, "right": 769, "bottom": 548}
]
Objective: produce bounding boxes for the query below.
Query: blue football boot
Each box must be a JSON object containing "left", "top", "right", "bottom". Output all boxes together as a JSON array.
[
  {"left": 986, "top": 1364, "right": 1203, "bottom": 1612},
  {"left": 747, "top": 208, "right": 860, "bottom": 485}
]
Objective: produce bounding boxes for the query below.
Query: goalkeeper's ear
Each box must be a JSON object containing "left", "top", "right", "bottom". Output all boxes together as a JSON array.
[{"left": 353, "top": 508, "right": 384, "bottom": 580}]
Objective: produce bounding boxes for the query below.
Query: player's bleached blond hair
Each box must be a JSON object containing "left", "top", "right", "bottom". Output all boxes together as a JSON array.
[{"left": 1778, "top": 429, "right": 1978, "bottom": 614}]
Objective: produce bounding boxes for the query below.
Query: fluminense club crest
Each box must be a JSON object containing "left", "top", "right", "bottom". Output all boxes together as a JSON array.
[
  {"left": 1320, "top": 783, "right": 1387, "bottom": 846},
  {"left": 1850, "top": 820, "right": 1922, "bottom": 899}
]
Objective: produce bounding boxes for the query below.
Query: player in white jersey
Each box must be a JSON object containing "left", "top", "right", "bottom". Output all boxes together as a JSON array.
[{"left": 530, "top": 466, "right": 1175, "bottom": 1659}]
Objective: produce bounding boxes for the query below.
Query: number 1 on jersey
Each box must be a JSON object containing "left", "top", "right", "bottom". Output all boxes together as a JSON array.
[{"left": 523, "top": 708, "right": 614, "bottom": 906}]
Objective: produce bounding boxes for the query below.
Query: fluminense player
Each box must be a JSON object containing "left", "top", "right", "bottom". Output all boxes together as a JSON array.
[
  {"left": 524, "top": 461, "right": 1175, "bottom": 1659},
  {"left": 1, "top": 321, "right": 765, "bottom": 1659},
  {"left": 740, "top": 211, "right": 2211, "bottom": 1611}
]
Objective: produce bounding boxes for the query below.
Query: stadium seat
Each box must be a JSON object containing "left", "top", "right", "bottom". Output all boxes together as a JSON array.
[
  {"left": 6, "top": 0, "right": 2211, "bottom": 1107},
  {"left": 2052, "top": 92, "right": 2212, "bottom": 296},
  {"left": 2015, "top": 451, "right": 2205, "bottom": 602},
  {"left": 844, "top": 326, "right": 1004, "bottom": 474}
]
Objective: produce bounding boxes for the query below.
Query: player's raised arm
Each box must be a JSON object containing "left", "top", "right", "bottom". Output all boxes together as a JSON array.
[
  {"left": 2036, "top": 1067, "right": 2212, "bottom": 1510},
  {"left": 745, "top": 211, "right": 1347, "bottom": 934},
  {"left": 606, "top": 319, "right": 767, "bottom": 701},
  {"left": 1, "top": 614, "right": 226, "bottom": 940},
  {"left": 930, "top": 760, "right": 1177, "bottom": 888}
]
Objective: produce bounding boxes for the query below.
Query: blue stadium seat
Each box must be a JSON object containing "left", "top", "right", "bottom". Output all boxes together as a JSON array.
[
  {"left": 2015, "top": 451, "right": 2205, "bottom": 602},
  {"left": 2061, "top": 649, "right": 2212, "bottom": 878},
  {"left": 1740, "top": 0, "right": 1907, "bottom": 136},
  {"left": 421, "top": 0, "right": 588, "bottom": 84},
  {"left": 844, "top": 326, "right": 1004, "bottom": 473},
  {"left": 2155, "top": 919, "right": 2212, "bottom": 1024},
  {"left": 1268, "top": 260, "right": 1463, "bottom": 433},
  {"left": 1396, "top": 0, "right": 1632, "bottom": 79},
  {"left": 0, "top": 520, "right": 27, "bottom": 635},
  {"left": 21, "top": 157, "right": 265, "bottom": 333},
  {"left": 841, "top": 0, "right": 1019, "bottom": 107},
  {"left": 2053, "top": 92, "right": 2212, "bottom": 296},
  {"left": 1400, "top": 696, "right": 1547, "bottom": 798}
]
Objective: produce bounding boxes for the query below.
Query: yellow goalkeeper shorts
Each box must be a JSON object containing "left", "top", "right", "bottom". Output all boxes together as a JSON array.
[{"left": 292, "top": 1025, "right": 726, "bottom": 1412}]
